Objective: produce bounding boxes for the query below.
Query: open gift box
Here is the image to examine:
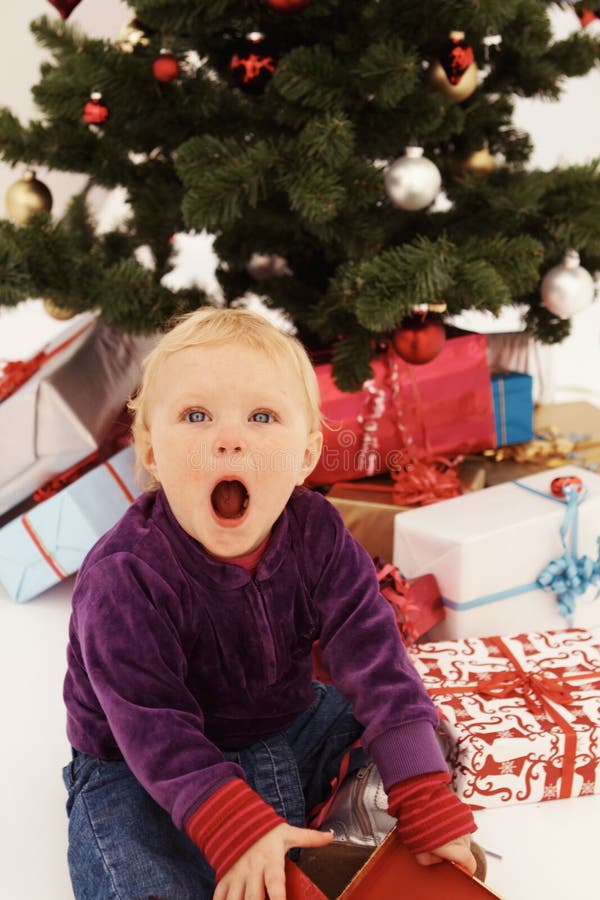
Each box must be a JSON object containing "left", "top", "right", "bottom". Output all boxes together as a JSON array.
[
  {"left": 292, "top": 829, "right": 501, "bottom": 898},
  {"left": 0, "top": 446, "right": 139, "bottom": 602},
  {"left": 409, "top": 628, "right": 600, "bottom": 810},
  {"left": 393, "top": 465, "right": 600, "bottom": 640}
]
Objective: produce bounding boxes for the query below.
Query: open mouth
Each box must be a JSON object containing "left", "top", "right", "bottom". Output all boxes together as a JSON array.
[{"left": 210, "top": 479, "right": 250, "bottom": 522}]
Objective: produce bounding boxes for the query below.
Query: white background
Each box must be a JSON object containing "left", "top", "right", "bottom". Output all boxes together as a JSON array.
[{"left": 0, "top": 4, "right": 599, "bottom": 900}]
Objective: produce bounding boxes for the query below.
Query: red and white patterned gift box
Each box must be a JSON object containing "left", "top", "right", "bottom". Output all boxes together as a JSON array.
[{"left": 409, "top": 628, "right": 600, "bottom": 808}]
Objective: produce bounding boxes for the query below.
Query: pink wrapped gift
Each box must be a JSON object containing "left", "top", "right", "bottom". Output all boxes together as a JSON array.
[
  {"left": 409, "top": 628, "right": 600, "bottom": 808},
  {"left": 310, "top": 335, "right": 496, "bottom": 485}
]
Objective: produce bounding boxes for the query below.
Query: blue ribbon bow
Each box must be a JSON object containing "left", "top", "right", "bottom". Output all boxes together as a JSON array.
[
  {"left": 534, "top": 484, "right": 600, "bottom": 623},
  {"left": 442, "top": 480, "right": 600, "bottom": 623}
]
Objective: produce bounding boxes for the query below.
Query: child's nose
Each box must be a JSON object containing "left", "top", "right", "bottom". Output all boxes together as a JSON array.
[{"left": 213, "top": 424, "right": 246, "bottom": 455}]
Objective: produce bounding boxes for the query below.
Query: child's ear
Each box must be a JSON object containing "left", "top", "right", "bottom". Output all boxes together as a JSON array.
[
  {"left": 298, "top": 430, "right": 324, "bottom": 484},
  {"left": 138, "top": 431, "right": 158, "bottom": 480}
]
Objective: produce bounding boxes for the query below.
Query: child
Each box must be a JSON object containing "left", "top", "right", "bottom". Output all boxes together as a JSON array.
[{"left": 63, "top": 307, "right": 477, "bottom": 900}]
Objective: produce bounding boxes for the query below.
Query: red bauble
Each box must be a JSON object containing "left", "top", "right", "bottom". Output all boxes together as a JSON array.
[
  {"left": 391, "top": 313, "right": 446, "bottom": 365},
  {"left": 551, "top": 475, "right": 583, "bottom": 498},
  {"left": 152, "top": 50, "right": 180, "bottom": 82},
  {"left": 230, "top": 33, "right": 277, "bottom": 95},
  {"left": 578, "top": 7, "right": 600, "bottom": 27},
  {"left": 264, "top": 0, "right": 311, "bottom": 11},
  {"left": 439, "top": 32, "right": 475, "bottom": 85},
  {"left": 48, "top": 0, "right": 82, "bottom": 18},
  {"left": 82, "top": 92, "right": 109, "bottom": 125}
]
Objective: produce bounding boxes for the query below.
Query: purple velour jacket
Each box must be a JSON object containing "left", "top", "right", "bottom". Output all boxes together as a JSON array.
[{"left": 63, "top": 485, "right": 445, "bottom": 832}]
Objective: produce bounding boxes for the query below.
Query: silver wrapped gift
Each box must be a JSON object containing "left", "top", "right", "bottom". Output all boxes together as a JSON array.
[{"left": 0, "top": 313, "right": 156, "bottom": 516}]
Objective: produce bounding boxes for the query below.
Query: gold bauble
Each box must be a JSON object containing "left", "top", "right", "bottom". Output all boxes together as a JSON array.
[
  {"left": 450, "top": 146, "right": 496, "bottom": 179},
  {"left": 43, "top": 298, "right": 76, "bottom": 320},
  {"left": 428, "top": 58, "right": 478, "bottom": 102},
  {"left": 5, "top": 170, "right": 53, "bottom": 225}
]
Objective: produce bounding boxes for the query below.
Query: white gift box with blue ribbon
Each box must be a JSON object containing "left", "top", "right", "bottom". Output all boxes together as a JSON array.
[{"left": 393, "top": 465, "right": 600, "bottom": 640}]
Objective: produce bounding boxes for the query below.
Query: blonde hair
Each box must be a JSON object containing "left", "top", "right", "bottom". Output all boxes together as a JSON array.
[{"left": 128, "top": 306, "right": 323, "bottom": 486}]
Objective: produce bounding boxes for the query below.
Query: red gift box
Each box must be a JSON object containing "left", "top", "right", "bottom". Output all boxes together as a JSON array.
[
  {"left": 310, "top": 334, "right": 495, "bottom": 485},
  {"left": 338, "top": 828, "right": 501, "bottom": 899},
  {"left": 374, "top": 560, "right": 444, "bottom": 645}
]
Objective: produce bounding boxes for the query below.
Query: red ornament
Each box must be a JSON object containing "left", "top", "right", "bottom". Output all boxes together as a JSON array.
[
  {"left": 264, "top": 0, "right": 311, "bottom": 11},
  {"left": 48, "top": 0, "right": 82, "bottom": 18},
  {"left": 439, "top": 32, "right": 475, "bottom": 84},
  {"left": 578, "top": 7, "right": 600, "bottom": 27},
  {"left": 152, "top": 50, "right": 180, "bottom": 82},
  {"left": 230, "top": 32, "right": 277, "bottom": 95},
  {"left": 82, "top": 92, "right": 109, "bottom": 125},
  {"left": 551, "top": 475, "right": 583, "bottom": 499},
  {"left": 391, "top": 312, "right": 446, "bottom": 365}
]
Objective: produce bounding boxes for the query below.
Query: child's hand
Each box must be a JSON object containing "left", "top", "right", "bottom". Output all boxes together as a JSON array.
[
  {"left": 413, "top": 833, "right": 476, "bottom": 875},
  {"left": 213, "top": 821, "right": 333, "bottom": 900}
]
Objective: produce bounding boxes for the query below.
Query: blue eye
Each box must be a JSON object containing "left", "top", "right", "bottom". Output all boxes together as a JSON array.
[
  {"left": 186, "top": 410, "right": 208, "bottom": 423},
  {"left": 251, "top": 411, "right": 273, "bottom": 423}
]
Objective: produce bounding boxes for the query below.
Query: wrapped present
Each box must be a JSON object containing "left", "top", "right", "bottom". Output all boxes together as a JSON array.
[
  {"left": 0, "top": 446, "right": 139, "bottom": 602},
  {"left": 491, "top": 371, "right": 533, "bottom": 447},
  {"left": 374, "top": 560, "right": 444, "bottom": 645},
  {"left": 393, "top": 465, "right": 600, "bottom": 640},
  {"left": 326, "top": 462, "right": 486, "bottom": 560},
  {"left": 409, "top": 628, "right": 600, "bottom": 810},
  {"left": 310, "top": 335, "right": 496, "bottom": 485},
  {"left": 475, "top": 401, "right": 600, "bottom": 488},
  {"left": 0, "top": 314, "right": 156, "bottom": 516}
]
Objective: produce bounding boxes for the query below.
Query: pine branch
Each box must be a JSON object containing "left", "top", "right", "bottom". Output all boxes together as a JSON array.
[
  {"left": 330, "top": 325, "right": 377, "bottom": 392},
  {"left": 177, "top": 135, "right": 276, "bottom": 229}
]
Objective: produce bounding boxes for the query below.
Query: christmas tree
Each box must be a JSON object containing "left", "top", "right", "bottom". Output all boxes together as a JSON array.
[{"left": 1, "top": 0, "right": 599, "bottom": 389}]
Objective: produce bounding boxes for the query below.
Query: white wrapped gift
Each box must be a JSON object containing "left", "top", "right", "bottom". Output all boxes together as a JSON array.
[
  {"left": 393, "top": 465, "right": 600, "bottom": 639},
  {"left": 0, "top": 314, "right": 156, "bottom": 517}
]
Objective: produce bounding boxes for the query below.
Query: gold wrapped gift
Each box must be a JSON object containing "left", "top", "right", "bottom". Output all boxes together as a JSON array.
[
  {"left": 326, "top": 462, "right": 486, "bottom": 561},
  {"left": 473, "top": 402, "right": 600, "bottom": 487}
]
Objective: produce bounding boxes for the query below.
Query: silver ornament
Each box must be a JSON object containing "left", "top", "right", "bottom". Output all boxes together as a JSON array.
[
  {"left": 540, "top": 249, "right": 595, "bottom": 319},
  {"left": 384, "top": 147, "right": 442, "bottom": 211}
]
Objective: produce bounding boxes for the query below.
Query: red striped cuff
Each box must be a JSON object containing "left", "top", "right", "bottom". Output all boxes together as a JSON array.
[
  {"left": 387, "top": 771, "right": 476, "bottom": 854},
  {"left": 185, "top": 779, "right": 285, "bottom": 882}
]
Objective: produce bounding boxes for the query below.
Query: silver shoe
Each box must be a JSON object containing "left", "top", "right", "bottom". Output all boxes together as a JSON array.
[{"left": 318, "top": 762, "right": 396, "bottom": 847}]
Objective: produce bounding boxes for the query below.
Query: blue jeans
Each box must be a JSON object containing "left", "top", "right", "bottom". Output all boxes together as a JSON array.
[{"left": 62, "top": 682, "right": 365, "bottom": 899}]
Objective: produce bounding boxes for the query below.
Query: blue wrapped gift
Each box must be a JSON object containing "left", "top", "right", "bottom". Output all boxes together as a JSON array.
[
  {"left": 0, "top": 446, "right": 139, "bottom": 602},
  {"left": 491, "top": 371, "right": 533, "bottom": 446}
]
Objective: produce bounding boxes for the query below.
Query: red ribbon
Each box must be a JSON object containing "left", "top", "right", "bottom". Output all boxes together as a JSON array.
[
  {"left": 22, "top": 453, "right": 135, "bottom": 580},
  {"left": 390, "top": 456, "right": 464, "bottom": 505},
  {"left": 428, "top": 635, "right": 600, "bottom": 799},
  {"left": 0, "top": 321, "right": 93, "bottom": 404}
]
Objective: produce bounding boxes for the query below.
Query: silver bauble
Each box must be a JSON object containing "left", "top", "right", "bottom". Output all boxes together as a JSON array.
[
  {"left": 540, "top": 249, "right": 595, "bottom": 319},
  {"left": 384, "top": 147, "right": 442, "bottom": 211}
]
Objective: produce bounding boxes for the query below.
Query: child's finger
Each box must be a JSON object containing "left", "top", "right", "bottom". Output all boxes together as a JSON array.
[{"left": 286, "top": 825, "right": 334, "bottom": 850}]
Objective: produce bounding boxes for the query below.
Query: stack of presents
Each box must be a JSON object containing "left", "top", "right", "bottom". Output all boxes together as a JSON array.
[{"left": 2, "top": 319, "right": 600, "bottom": 897}]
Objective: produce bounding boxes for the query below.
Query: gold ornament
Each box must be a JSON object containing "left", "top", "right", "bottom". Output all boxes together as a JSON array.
[
  {"left": 5, "top": 170, "right": 53, "bottom": 225},
  {"left": 43, "top": 298, "right": 76, "bottom": 320},
  {"left": 115, "top": 16, "right": 151, "bottom": 53},
  {"left": 450, "top": 145, "right": 496, "bottom": 178},
  {"left": 428, "top": 30, "right": 478, "bottom": 103}
]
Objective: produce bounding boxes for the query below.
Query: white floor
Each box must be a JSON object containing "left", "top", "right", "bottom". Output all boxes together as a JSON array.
[{"left": 2, "top": 578, "right": 600, "bottom": 900}]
